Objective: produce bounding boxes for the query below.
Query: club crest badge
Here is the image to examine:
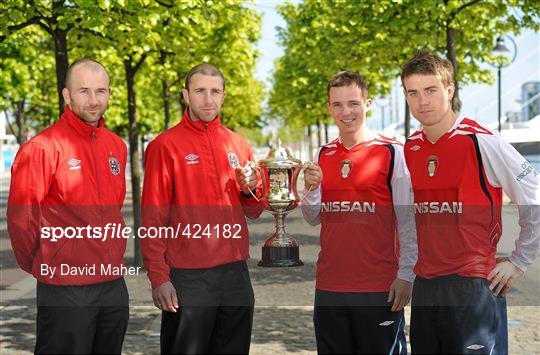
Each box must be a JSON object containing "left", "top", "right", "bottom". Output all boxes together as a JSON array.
[
  {"left": 340, "top": 160, "right": 352, "bottom": 178},
  {"left": 228, "top": 151, "right": 240, "bottom": 168},
  {"left": 109, "top": 156, "right": 121, "bottom": 176},
  {"left": 427, "top": 155, "right": 438, "bottom": 177}
]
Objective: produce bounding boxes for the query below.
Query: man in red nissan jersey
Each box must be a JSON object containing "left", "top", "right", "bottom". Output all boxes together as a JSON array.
[
  {"left": 141, "top": 63, "right": 263, "bottom": 354},
  {"left": 7, "top": 59, "right": 128, "bottom": 354},
  {"left": 401, "top": 51, "right": 540, "bottom": 354},
  {"left": 301, "top": 70, "right": 417, "bottom": 354}
]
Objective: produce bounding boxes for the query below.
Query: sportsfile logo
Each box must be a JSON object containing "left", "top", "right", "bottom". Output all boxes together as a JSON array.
[
  {"left": 185, "top": 154, "right": 199, "bottom": 165},
  {"left": 67, "top": 158, "right": 81, "bottom": 170}
]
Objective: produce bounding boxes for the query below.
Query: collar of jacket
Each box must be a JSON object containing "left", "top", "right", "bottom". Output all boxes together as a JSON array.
[
  {"left": 62, "top": 106, "right": 105, "bottom": 139},
  {"left": 180, "top": 108, "right": 221, "bottom": 133}
]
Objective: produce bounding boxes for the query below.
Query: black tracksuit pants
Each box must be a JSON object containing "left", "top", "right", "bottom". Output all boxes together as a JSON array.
[
  {"left": 161, "top": 260, "right": 255, "bottom": 355},
  {"left": 410, "top": 275, "right": 498, "bottom": 354},
  {"left": 314, "top": 289, "right": 407, "bottom": 354},
  {"left": 35, "top": 277, "right": 129, "bottom": 354}
]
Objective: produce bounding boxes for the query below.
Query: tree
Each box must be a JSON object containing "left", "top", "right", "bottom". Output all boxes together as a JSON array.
[
  {"left": 0, "top": 26, "right": 57, "bottom": 142},
  {"left": 270, "top": 0, "right": 540, "bottom": 138},
  {"left": 1, "top": 0, "right": 109, "bottom": 115},
  {"left": 403, "top": 0, "right": 540, "bottom": 113},
  {"left": 149, "top": 0, "right": 264, "bottom": 131}
]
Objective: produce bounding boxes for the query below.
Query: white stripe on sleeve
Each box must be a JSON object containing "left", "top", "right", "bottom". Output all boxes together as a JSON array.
[{"left": 477, "top": 132, "right": 540, "bottom": 272}]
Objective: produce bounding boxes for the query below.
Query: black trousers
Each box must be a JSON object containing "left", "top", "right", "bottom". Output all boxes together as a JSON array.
[
  {"left": 494, "top": 295, "right": 508, "bottom": 355},
  {"left": 410, "top": 275, "right": 498, "bottom": 354},
  {"left": 161, "top": 260, "right": 255, "bottom": 354},
  {"left": 35, "top": 277, "right": 129, "bottom": 354},
  {"left": 314, "top": 289, "right": 407, "bottom": 354}
]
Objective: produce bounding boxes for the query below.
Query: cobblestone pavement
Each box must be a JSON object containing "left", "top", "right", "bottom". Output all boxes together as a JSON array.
[{"left": 1, "top": 207, "right": 539, "bottom": 354}]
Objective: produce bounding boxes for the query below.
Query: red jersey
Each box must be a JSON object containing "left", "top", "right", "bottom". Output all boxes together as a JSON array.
[
  {"left": 7, "top": 107, "right": 127, "bottom": 285},
  {"left": 302, "top": 135, "right": 417, "bottom": 292},
  {"left": 405, "top": 118, "right": 506, "bottom": 279},
  {"left": 141, "top": 110, "right": 263, "bottom": 289}
]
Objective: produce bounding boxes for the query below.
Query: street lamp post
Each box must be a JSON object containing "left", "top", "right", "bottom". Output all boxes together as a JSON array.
[
  {"left": 497, "top": 64, "right": 502, "bottom": 131},
  {"left": 492, "top": 35, "right": 518, "bottom": 132}
]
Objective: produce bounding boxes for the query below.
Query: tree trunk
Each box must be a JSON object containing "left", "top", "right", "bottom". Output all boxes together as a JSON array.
[
  {"left": 160, "top": 51, "right": 172, "bottom": 130},
  {"left": 52, "top": 1, "right": 69, "bottom": 116},
  {"left": 141, "top": 135, "right": 146, "bottom": 170},
  {"left": 162, "top": 80, "right": 171, "bottom": 130},
  {"left": 53, "top": 29, "right": 68, "bottom": 116},
  {"left": 179, "top": 70, "right": 187, "bottom": 116},
  {"left": 404, "top": 102, "right": 411, "bottom": 138},
  {"left": 5, "top": 103, "right": 26, "bottom": 145},
  {"left": 307, "top": 125, "right": 313, "bottom": 160},
  {"left": 124, "top": 57, "right": 143, "bottom": 267},
  {"left": 446, "top": 26, "right": 462, "bottom": 114},
  {"left": 316, "top": 117, "right": 322, "bottom": 147},
  {"left": 179, "top": 92, "right": 186, "bottom": 115},
  {"left": 14, "top": 100, "right": 26, "bottom": 144},
  {"left": 6, "top": 101, "right": 25, "bottom": 145},
  {"left": 324, "top": 123, "right": 329, "bottom": 144}
]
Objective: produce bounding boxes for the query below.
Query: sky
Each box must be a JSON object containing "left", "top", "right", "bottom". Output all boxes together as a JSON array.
[{"left": 252, "top": 1, "right": 540, "bottom": 131}]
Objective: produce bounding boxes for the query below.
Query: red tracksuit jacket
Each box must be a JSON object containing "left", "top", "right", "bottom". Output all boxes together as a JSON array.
[
  {"left": 141, "top": 110, "right": 263, "bottom": 289},
  {"left": 7, "top": 106, "right": 127, "bottom": 285}
]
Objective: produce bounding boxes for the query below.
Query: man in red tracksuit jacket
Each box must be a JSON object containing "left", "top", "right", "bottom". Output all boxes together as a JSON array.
[
  {"left": 7, "top": 59, "right": 129, "bottom": 354},
  {"left": 141, "top": 63, "right": 263, "bottom": 354}
]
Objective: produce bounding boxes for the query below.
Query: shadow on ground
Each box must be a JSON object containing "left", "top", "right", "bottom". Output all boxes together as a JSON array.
[{"left": 248, "top": 259, "right": 316, "bottom": 286}]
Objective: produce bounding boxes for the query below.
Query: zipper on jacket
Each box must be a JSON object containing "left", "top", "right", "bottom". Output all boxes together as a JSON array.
[
  {"left": 205, "top": 123, "right": 220, "bottom": 198},
  {"left": 89, "top": 130, "right": 105, "bottom": 237},
  {"left": 90, "top": 130, "right": 102, "bottom": 205}
]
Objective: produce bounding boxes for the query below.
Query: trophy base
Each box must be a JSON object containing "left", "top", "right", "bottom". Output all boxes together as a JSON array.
[{"left": 258, "top": 246, "right": 304, "bottom": 267}]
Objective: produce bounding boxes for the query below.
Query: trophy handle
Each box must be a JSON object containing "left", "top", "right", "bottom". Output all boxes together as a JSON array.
[
  {"left": 298, "top": 161, "right": 315, "bottom": 203},
  {"left": 245, "top": 161, "right": 261, "bottom": 202}
]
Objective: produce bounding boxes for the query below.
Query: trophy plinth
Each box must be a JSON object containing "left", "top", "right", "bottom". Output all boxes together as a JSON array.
[
  {"left": 256, "top": 139, "right": 305, "bottom": 267},
  {"left": 258, "top": 210, "right": 304, "bottom": 267}
]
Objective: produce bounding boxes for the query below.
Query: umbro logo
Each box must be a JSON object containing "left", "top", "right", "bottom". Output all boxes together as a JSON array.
[
  {"left": 466, "top": 344, "right": 485, "bottom": 350},
  {"left": 379, "top": 321, "right": 394, "bottom": 326},
  {"left": 325, "top": 150, "right": 337, "bottom": 156},
  {"left": 67, "top": 158, "right": 81, "bottom": 170},
  {"left": 185, "top": 154, "right": 199, "bottom": 165},
  {"left": 410, "top": 145, "right": 421, "bottom": 151}
]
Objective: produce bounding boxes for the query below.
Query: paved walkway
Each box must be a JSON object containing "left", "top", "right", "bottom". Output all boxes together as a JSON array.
[{"left": 1, "top": 170, "right": 539, "bottom": 354}]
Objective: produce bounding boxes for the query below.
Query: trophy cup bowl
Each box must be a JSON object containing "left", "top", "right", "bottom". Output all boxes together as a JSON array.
[{"left": 256, "top": 139, "right": 305, "bottom": 267}]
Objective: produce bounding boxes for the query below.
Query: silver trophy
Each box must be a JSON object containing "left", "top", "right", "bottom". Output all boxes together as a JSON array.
[{"left": 256, "top": 139, "right": 308, "bottom": 267}]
